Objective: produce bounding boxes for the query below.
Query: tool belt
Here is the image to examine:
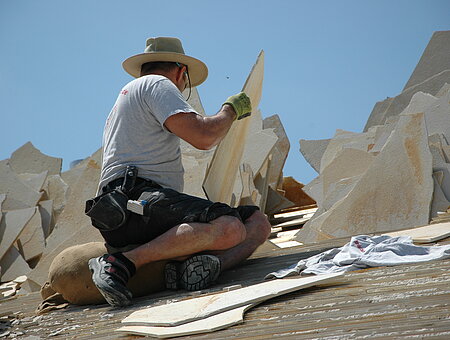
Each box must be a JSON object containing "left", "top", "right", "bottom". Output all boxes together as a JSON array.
[{"left": 85, "top": 166, "right": 138, "bottom": 232}]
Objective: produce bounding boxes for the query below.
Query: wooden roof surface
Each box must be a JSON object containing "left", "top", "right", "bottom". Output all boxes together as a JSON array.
[{"left": 2, "top": 236, "right": 450, "bottom": 339}]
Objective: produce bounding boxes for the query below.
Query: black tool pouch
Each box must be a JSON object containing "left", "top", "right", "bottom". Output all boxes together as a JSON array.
[
  {"left": 85, "top": 188, "right": 129, "bottom": 231},
  {"left": 85, "top": 166, "right": 138, "bottom": 232}
]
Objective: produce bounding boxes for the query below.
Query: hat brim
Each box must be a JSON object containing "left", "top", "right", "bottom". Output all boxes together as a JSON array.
[{"left": 122, "top": 52, "right": 208, "bottom": 87}]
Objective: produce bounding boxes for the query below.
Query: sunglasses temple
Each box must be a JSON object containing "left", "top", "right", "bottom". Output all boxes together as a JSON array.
[{"left": 186, "top": 70, "right": 192, "bottom": 101}]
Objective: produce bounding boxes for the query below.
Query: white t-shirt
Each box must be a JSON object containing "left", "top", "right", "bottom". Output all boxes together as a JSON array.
[{"left": 98, "top": 75, "right": 198, "bottom": 193}]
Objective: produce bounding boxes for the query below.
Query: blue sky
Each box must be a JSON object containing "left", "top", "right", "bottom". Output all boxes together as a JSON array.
[{"left": 1, "top": 1, "right": 449, "bottom": 184}]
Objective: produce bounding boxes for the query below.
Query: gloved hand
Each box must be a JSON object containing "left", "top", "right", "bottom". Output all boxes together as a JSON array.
[{"left": 223, "top": 92, "right": 252, "bottom": 120}]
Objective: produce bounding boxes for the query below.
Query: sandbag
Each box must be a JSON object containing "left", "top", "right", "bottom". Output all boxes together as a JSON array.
[{"left": 42, "top": 242, "right": 166, "bottom": 305}]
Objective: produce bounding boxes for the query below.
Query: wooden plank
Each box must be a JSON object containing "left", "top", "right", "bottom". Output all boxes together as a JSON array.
[
  {"left": 116, "top": 304, "right": 252, "bottom": 338},
  {"left": 203, "top": 51, "right": 264, "bottom": 205},
  {"left": 121, "top": 272, "right": 343, "bottom": 327},
  {"left": 384, "top": 222, "right": 450, "bottom": 243}
]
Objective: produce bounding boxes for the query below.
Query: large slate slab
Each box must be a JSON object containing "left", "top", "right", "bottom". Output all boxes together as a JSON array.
[
  {"left": 364, "top": 69, "right": 450, "bottom": 131},
  {"left": 263, "top": 114, "right": 290, "bottom": 189},
  {"left": 299, "top": 138, "right": 330, "bottom": 173},
  {"left": 9, "top": 142, "right": 62, "bottom": 175},
  {"left": 403, "top": 31, "right": 450, "bottom": 91},
  {"left": 0, "top": 160, "right": 43, "bottom": 211},
  {"left": 295, "top": 112, "right": 433, "bottom": 243}
]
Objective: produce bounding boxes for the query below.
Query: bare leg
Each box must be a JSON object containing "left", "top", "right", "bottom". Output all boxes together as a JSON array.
[
  {"left": 89, "top": 210, "right": 271, "bottom": 306},
  {"left": 209, "top": 210, "right": 272, "bottom": 271},
  {"left": 123, "top": 215, "right": 247, "bottom": 269}
]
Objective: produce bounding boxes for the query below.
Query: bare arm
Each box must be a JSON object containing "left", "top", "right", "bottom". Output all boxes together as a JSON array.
[{"left": 164, "top": 104, "right": 237, "bottom": 150}]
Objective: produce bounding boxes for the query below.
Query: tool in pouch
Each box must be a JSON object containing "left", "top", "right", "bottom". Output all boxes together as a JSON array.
[
  {"left": 127, "top": 191, "right": 155, "bottom": 215},
  {"left": 85, "top": 165, "right": 138, "bottom": 231}
]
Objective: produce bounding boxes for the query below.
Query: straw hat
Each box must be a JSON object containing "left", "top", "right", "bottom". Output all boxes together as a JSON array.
[{"left": 122, "top": 37, "right": 208, "bottom": 86}]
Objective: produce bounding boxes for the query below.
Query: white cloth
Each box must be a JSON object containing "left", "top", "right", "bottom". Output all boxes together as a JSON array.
[
  {"left": 265, "top": 235, "right": 450, "bottom": 279},
  {"left": 99, "top": 75, "right": 198, "bottom": 193}
]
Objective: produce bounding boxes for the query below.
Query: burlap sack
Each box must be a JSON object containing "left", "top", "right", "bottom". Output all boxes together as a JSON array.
[{"left": 42, "top": 242, "right": 166, "bottom": 305}]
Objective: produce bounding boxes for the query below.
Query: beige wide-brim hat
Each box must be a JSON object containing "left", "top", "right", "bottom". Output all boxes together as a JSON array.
[{"left": 122, "top": 37, "right": 208, "bottom": 87}]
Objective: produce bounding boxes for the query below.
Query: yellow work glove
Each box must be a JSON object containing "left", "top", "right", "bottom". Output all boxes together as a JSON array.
[{"left": 223, "top": 92, "right": 252, "bottom": 120}]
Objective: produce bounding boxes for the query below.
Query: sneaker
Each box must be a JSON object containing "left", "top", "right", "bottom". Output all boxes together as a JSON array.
[
  {"left": 165, "top": 255, "right": 221, "bottom": 291},
  {"left": 88, "top": 254, "right": 132, "bottom": 307}
]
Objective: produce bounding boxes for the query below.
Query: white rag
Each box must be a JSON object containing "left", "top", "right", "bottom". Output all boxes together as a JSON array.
[{"left": 265, "top": 235, "right": 450, "bottom": 279}]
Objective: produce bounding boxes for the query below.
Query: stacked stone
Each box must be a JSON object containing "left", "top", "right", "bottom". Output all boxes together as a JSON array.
[
  {"left": 296, "top": 31, "right": 450, "bottom": 244},
  {"left": 0, "top": 142, "right": 104, "bottom": 291}
]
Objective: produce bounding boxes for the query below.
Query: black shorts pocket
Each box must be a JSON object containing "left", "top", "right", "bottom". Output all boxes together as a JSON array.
[{"left": 85, "top": 189, "right": 129, "bottom": 231}]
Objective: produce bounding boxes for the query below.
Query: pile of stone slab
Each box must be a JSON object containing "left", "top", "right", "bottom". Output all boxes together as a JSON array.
[
  {"left": 0, "top": 54, "right": 296, "bottom": 289},
  {"left": 0, "top": 142, "right": 104, "bottom": 291},
  {"left": 295, "top": 30, "right": 450, "bottom": 244}
]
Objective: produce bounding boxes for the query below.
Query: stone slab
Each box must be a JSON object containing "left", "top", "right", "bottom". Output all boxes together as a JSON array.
[
  {"left": 402, "top": 90, "right": 450, "bottom": 141},
  {"left": 28, "top": 159, "right": 103, "bottom": 285},
  {"left": 428, "top": 134, "right": 447, "bottom": 168},
  {"left": 430, "top": 172, "right": 450, "bottom": 219},
  {"left": 0, "top": 247, "right": 31, "bottom": 283},
  {"left": 0, "top": 194, "right": 5, "bottom": 226},
  {"left": 61, "top": 147, "right": 102, "bottom": 189},
  {"left": 436, "top": 164, "right": 450, "bottom": 202},
  {"left": 0, "top": 160, "right": 43, "bottom": 211},
  {"left": 117, "top": 304, "right": 252, "bottom": 338},
  {"left": 121, "top": 272, "right": 343, "bottom": 327},
  {"left": 299, "top": 138, "right": 331, "bottom": 173},
  {"left": 264, "top": 187, "right": 295, "bottom": 215},
  {"left": 181, "top": 140, "right": 214, "bottom": 198},
  {"left": 443, "top": 145, "right": 450, "bottom": 163},
  {"left": 363, "top": 97, "right": 394, "bottom": 132},
  {"left": 242, "top": 129, "right": 278, "bottom": 179},
  {"left": 436, "top": 83, "right": 450, "bottom": 97},
  {"left": 365, "top": 69, "right": 450, "bottom": 130},
  {"left": 16, "top": 208, "right": 45, "bottom": 262},
  {"left": 302, "top": 176, "right": 323, "bottom": 206},
  {"left": 203, "top": 51, "right": 264, "bottom": 205},
  {"left": 238, "top": 163, "right": 259, "bottom": 206},
  {"left": 320, "top": 129, "right": 375, "bottom": 173},
  {"left": 263, "top": 114, "right": 290, "bottom": 189},
  {"left": 322, "top": 175, "right": 362, "bottom": 212},
  {"left": 17, "top": 171, "right": 48, "bottom": 192},
  {"left": 38, "top": 200, "right": 53, "bottom": 239},
  {"left": 403, "top": 31, "right": 450, "bottom": 91},
  {"left": 0, "top": 207, "right": 36, "bottom": 260},
  {"left": 253, "top": 156, "right": 271, "bottom": 211},
  {"left": 42, "top": 174, "right": 69, "bottom": 224},
  {"left": 44, "top": 160, "right": 100, "bottom": 252},
  {"left": 9, "top": 142, "right": 62, "bottom": 175},
  {"left": 321, "top": 148, "right": 374, "bottom": 197},
  {"left": 368, "top": 122, "right": 398, "bottom": 154},
  {"left": 295, "top": 112, "right": 433, "bottom": 243}
]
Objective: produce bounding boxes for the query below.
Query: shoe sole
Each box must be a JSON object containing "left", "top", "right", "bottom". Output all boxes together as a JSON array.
[
  {"left": 88, "top": 257, "right": 132, "bottom": 307},
  {"left": 165, "top": 255, "right": 221, "bottom": 291}
]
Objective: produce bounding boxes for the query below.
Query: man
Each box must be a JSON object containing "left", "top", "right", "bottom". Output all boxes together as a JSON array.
[{"left": 87, "top": 37, "right": 271, "bottom": 307}]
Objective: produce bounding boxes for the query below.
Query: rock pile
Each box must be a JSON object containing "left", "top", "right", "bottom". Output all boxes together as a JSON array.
[{"left": 295, "top": 31, "right": 450, "bottom": 243}]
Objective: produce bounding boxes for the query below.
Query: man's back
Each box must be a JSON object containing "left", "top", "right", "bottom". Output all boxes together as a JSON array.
[{"left": 99, "top": 74, "right": 198, "bottom": 192}]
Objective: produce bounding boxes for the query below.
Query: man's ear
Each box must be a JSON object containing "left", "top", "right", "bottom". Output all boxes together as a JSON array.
[{"left": 177, "top": 66, "right": 187, "bottom": 81}]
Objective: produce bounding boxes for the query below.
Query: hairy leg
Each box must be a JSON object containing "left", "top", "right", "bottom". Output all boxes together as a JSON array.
[
  {"left": 123, "top": 215, "right": 246, "bottom": 269},
  {"left": 209, "top": 210, "right": 272, "bottom": 271}
]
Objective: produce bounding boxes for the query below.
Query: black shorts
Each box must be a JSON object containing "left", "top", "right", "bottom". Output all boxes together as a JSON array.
[{"left": 99, "top": 177, "right": 259, "bottom": 248}]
